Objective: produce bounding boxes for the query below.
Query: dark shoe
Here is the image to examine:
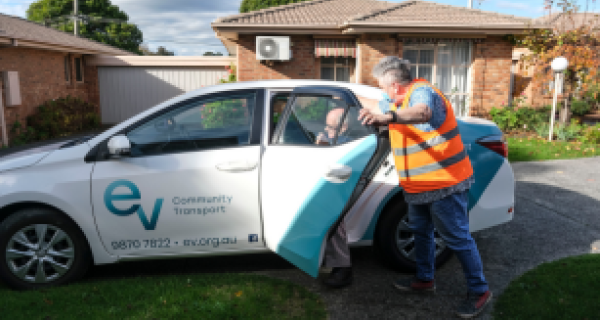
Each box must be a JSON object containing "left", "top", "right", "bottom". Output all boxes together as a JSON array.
[
  {"left": 322, "top": 267, "right": 353, "bottom": 288},
  {"left": 456, "top": 290, "right": 493, "bottom": 319},
  {"left": 392, "top": 276, "right": 436, "bottom": 292}
]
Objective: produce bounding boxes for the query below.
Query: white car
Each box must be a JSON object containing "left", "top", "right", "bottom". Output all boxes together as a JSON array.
[{"left": 0, "top": 80, "right": 515, "bottom": 290}]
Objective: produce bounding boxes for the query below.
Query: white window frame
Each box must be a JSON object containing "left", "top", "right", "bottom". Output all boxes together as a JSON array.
[
  {"left": 320, "top": 57, "right": 356, "bottom": 82},
  {"left": 403, "top": 42, "right": 473, "bottom": 117}
]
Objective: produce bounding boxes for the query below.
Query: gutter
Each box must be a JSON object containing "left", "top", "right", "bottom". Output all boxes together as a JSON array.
[
  {"left": 0, "top": 35, "right": 133, "bottom": 56},
  {"left": 86, "top": 55, "right": 236, "bottom": 67}
]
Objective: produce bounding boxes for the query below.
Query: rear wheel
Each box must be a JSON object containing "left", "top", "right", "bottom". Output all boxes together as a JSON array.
[
  {"left": 375, "top": 197, "right": 453, "bottom": 272},
  {"left": 0, "top": 208, "right": 91, "bottom": 290}
]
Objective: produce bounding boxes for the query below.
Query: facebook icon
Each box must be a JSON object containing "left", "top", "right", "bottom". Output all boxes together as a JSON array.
[{"left": 248, "top": 234, "right": 258, "bottom": 243}]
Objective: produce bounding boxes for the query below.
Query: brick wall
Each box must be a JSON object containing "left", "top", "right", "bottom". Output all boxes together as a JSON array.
[
  {"left": 235, "top": 34, "right": 515, "bottom": 118},
  {"left": 470, "top": 36, "right": 513, "bottom": 118},
  {"left": 237, "top": 35, "right": 319, "bottom": 81},
  {"left": 0, "top": 47, "right": 99, "bottom": 143},
  {"left": 358, "top": 34, "right": 399, "bottom": 86}
]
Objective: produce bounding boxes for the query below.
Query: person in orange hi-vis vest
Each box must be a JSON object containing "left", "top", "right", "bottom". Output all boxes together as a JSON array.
[{"left": 358, "top": 56, "right": 492, "bottom": 319}]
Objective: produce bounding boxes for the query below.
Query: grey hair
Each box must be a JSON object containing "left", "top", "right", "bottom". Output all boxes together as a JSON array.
[{"left": 372, "top": 56, "right": 413, "bottom": 86}]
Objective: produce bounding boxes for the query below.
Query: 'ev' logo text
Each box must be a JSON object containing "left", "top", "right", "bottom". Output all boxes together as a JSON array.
[{"left": 104, "top": 180, "right": 163, "bottom": 230}]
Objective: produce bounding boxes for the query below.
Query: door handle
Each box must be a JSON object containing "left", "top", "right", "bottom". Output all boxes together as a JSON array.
[
  {"left": 324, "top": 164, "right": 352, "bottom": 183},
  {"left": 216, "top": 160, "right": 258, "bottom": 172}
]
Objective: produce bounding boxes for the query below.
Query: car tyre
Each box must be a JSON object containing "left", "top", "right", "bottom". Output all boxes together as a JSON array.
[
  {"left": 375, "top": 197, "right": 453, "bottom": 273},
  {"left": 0, "top": 207, "right": 91, "bottom": 290}
]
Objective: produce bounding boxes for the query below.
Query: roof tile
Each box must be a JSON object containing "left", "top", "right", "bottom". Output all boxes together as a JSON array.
[
  {"left": 214, "top": 0, "right": 533, "bottom": 27},
  {"left": 0, "top": 13, "right": 133, "bottom": 55}
]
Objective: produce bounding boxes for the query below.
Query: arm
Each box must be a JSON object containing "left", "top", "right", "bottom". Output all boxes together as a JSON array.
[{"left": 358, "top": 103, "right": 432, "bottom": 126}]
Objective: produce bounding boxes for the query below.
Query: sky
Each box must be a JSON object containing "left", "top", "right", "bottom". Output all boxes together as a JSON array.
[{"left": 0, "top": 0, "right": 596, "bottom": 56}]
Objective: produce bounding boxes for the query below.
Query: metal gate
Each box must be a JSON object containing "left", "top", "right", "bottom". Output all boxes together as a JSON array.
[{"left": 90, "top": 56, "right": 234, "bottom": 124}]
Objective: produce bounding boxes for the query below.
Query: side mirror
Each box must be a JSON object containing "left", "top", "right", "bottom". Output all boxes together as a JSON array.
[{"left": 107, "top": 135, "right": 131, "bottom": 157}]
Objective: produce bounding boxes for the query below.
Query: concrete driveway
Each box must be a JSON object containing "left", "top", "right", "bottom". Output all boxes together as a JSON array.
[{"left": 52, "top": 157, "right": 600, "bottom": 319}]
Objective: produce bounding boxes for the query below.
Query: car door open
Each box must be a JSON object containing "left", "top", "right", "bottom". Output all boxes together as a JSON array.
[{"left": 260, "top": 87, "right": 383, "bottom": 277}]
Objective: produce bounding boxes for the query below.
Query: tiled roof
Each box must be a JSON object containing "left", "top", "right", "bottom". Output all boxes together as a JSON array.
[
  {"left": 353, "top": 0, "right": 532, "bottom": 25},
  {"left": 534, "top": 12, "right": 600, "bottom": 31},
  {"left": 216, "top": 0, "right": 392, "bottom": 25},
  {"left": 0, "top": 13, "right": 133, "bottom": 55},
  {"left": 214, "top": 0, "right": 534, "bottom": 27}
]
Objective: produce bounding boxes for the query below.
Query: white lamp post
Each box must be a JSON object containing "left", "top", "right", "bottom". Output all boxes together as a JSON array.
[{"left": 549, "top": 57, "right": 569, "bottom": 141}]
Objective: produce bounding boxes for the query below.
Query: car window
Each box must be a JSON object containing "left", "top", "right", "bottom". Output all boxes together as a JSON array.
[
  {"left": 275, "top": 95, "right": 370, "bottom": 146},
  {"left": 127, "top": 92, "right": 256, "bottom": 156}
]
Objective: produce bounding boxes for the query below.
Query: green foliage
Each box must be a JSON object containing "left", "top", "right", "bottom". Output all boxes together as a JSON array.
[
  {"left": 140, "top": 45, "right": 175, "bottom": 56},
  {"left": 295, "top": 98, "right": 330, "bottom": 122},
  {"left": 219, "top": 64, "right": 237, "bottom": 84},
  {"left": 27, "top": 0, "right": 143, "bottom": 54},
  {"left": 10, "top": 120, "right": 38, "bottom": 147},
  {"left": 555, "top": 120, "right": 584, "bottom": 141},
  {"left": 534, "top": 122, "right": 551, "bottom": 138},
  {"left": 201, "top": 99, "right": 249, "bottom": 129},
  {"left": 570, "top": 99, "right": 591, "bottom": 116},
  {"left": 203, "top": 51, "right": 224, "bottom": 56},
  {"left": 490, "top": 99, "right": 552, "bottom": 133},
  {"left": 9, "top": 96, "right": 100, "bottom": 147},
  {"left": 240, "top": 0, "right": 310, "bottom": 13},
  {"left": 578, "top": 123, "right": 600, "bottom": 144}
]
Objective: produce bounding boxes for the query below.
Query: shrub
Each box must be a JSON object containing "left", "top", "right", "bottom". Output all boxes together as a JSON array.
[
  {"left": 578, "top": 123, "right": 600, "bottom": 144},
  {"left": 555, "top": 121, "right": 583, "bottom": 141},
  {"left": 570, "top": 99, "right": 591, "bottom": 117},
  {"left": 9, "top": 96, "right": 100, "bottom": 147},
  {"left": 490, "top": 105, "right": 518, "bottom": 131},
  {"left": 534, "top": 122, "right": 550, "bottom": 138},
  {"left": 219, "top": 63, "right": 237, "bottom": 84},
  {"left": 490, "top": 104, "right": 551, "bottom": 132}
]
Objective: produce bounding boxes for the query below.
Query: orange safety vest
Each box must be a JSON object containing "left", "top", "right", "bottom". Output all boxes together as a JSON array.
[{"left": 389, "top": 79, "right": 473, "bottom": 194}]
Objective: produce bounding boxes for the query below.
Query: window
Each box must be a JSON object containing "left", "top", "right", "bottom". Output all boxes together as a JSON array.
[
  {"left": 321, "top": 57, "right": 355, "bottom": 82},
  {"left": 403, "top": 42, "right": 471, "bottom": 117},
  {"left": 74, "top": 57, "right": 83, "bottom": 82},
  {"left": 64, "top": 56, "right": 71, "bottom": 82},
  {"left": 127, "top": 92, "right": 256, "bottom": 156},
  {"left": 275, "top": 95, "right": 370, "bottom": 146}
]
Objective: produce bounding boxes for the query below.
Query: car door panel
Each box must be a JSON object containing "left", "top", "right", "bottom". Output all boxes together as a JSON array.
[
  {"left": 90, "top": 90, "right": 265, "bottom": 257},
  {"left": 261, "top": 87, "right": 380, "bottom": 277}
]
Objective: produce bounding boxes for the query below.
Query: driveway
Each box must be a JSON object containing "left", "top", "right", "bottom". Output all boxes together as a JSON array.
[{"left": 31, "top": 157, "right": 600, "bottom": 319}]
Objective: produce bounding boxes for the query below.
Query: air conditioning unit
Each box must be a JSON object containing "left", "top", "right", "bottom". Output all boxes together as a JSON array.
[{"left": 256, "top": 36, "right": 291, "bottom": 61}]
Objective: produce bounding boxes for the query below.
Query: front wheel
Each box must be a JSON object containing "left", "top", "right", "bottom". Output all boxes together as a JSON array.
[
  {"left": 0, "top": 208, "right": 91, "bottom": 290},
  {"left": 375, "top": 198, "right": 453, "bottom": 272}
]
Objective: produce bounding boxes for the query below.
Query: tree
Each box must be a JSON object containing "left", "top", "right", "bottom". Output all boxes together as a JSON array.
[
  {"left": 511, "top": 0, "right": 600, "bottom": 124},
  {"left": 139, "top": 44, "right": 175, "bottom": 56},
  {"left": 27, "top": 0, "right": 143, "bottom": 54},
  {"left": 240, "top": 0, "right": 311, "bottom": 13},
  {"left": 203, "top": 51, "right": 224, "bottom": 56}
]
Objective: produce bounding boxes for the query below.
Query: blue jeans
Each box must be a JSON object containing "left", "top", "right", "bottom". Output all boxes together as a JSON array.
[{"left": 408, "top": 190, "right": 489, "bottom": 294}]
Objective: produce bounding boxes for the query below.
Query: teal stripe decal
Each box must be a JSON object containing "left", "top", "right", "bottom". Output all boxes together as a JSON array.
[{"left": 276, "top": 135, "right": 378, "bottom": 278}]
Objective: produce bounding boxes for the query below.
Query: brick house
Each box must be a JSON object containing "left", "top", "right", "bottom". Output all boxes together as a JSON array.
[
  {"left": 212, "top": 0, "right": 545, "bottom": 118},
  {"left": 0, "top": 13, "right": 132, "bottom": 145}
]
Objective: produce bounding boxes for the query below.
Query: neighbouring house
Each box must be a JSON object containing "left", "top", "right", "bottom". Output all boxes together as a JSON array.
[
  {"left": 212, "top": 0, "right": 547, "bottom": 118},
  {"left": 0, "top": 13, "right": 133, "bottom": 145}
]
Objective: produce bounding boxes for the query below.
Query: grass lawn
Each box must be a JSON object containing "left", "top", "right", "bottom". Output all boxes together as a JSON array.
[
  {"left": 0, "top": 273, "right": 327, "bottom": 320},
  {"left": 494, "top": 254, "right": 600, "bottom": 319},
  {"left": 507, "top": 136, "right": 600, "bottom": 162}
]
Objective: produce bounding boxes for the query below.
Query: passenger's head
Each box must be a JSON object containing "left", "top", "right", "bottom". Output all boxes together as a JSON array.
[
  {"left": 372, "top": 56, "right": 413, "bottom": 103},
  {"left": 325, "top": 108, "right": 348, "bottom": 139}
]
